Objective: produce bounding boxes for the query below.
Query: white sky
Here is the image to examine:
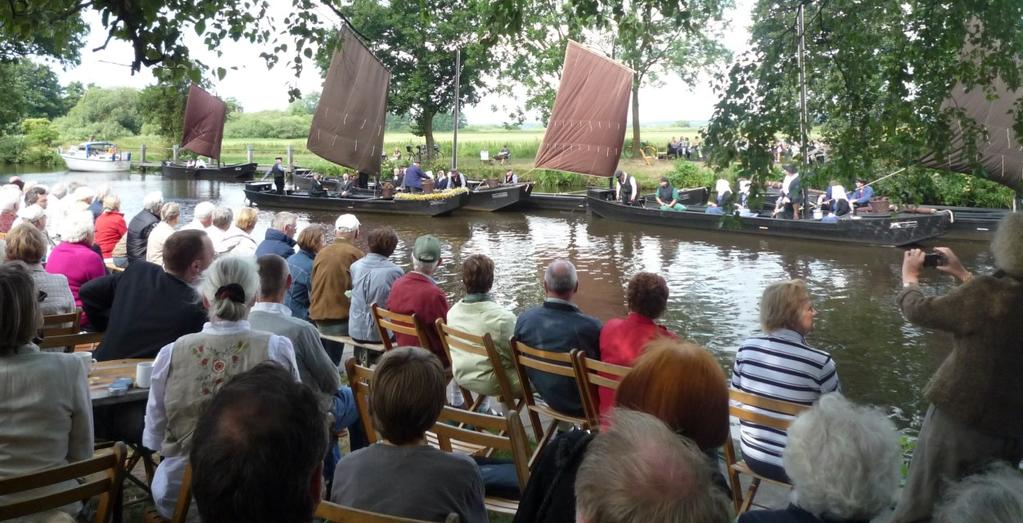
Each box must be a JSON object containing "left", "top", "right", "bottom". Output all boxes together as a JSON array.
[{"left": 52, "top": 0, "right": 753, "bottom": 126}]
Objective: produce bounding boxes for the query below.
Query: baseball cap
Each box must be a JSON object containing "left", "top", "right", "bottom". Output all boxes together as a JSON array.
[
  {"left": 335, "top": 214, "right": 360, "bottom": 232},
  {"left": 413, "top": 235, "right": 441, "bottom": 263}
]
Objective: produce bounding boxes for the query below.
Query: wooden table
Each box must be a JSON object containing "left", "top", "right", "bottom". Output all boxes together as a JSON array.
[{"left": 89, "top": 358, "right": 152, "bottom": 407}]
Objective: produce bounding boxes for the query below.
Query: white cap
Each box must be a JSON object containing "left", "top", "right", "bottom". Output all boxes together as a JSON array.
[{"left": 335, "top": 214, "right": 360, "bottom": 232}]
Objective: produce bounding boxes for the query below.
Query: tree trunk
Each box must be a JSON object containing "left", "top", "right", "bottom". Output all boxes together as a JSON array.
[
  {"left": 422, "top": 111, "right": 435, "bottom": 164},
  {"left": 631, "top": 75, "right": 642, "bottom": 157}
]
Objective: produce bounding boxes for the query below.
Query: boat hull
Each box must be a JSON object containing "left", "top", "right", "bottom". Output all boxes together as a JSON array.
[
  {"left": 587, "top": 190, "right": 950, "bottom": 247},
  {"left": 61, "top": 155, "right": 131, "bottom": 172},
  {"left": 161, "top": 162, "right": 258, "bottom": 180},
  {"left": 243, "top": 182, "right": 468, "bottom": 217},
  {"left": 464, "top": 183, "right": 533, "bottom": 212}
]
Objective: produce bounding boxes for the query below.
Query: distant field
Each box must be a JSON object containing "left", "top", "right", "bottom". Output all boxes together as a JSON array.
[{"left": 114, "top": 127, "right": 705, "bottom": 186}]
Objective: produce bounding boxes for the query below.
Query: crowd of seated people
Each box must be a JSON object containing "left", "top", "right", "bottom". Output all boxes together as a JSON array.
[{"left": 3, "top": 188, "right": 1023, "bottom": 523}]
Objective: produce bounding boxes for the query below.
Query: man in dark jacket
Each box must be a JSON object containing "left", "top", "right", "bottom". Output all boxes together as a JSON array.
[
  {"left": 403, "top": 160, "right": 429, "bottom": 193},
  {"left": 82, "top": 229, "right": 213, "bottom": 361},
  {"left": 255, "top": 211, "right": 298, "bottom": 259},
  {"left": 513, "top": 259, "right": 601, "bottom": 417},
  {"left": 125, "top": 191, "right": 163, "bottom": 263}
]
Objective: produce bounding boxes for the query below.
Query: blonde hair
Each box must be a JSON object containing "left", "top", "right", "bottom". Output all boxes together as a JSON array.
[
  {"left": 102, "top": 194, "right": 120, "bottom": 211},
  {"left": 160, "top": 202, "right": 181, "bottom": 223},
  {"left": 234, "top": 207, "right": 258, "bottom": 232},
  {"left": 200, "top": 256, "right": 259, "bottom": 322},
  {"left": 760, "top": 279, "right": 809, "bottom": 332},
  {"left": 5, "top": 223, "right": 47, "bottom": 265}
]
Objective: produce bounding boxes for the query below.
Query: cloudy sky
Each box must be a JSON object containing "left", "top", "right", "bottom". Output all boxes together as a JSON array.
[{"left": 52, "top": 0, "right": 754, "bottom": 126}]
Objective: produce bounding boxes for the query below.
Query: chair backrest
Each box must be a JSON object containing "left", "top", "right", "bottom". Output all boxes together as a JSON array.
[
  {"left": 430, "top": 407, "right": 531, "bottom": 494},
  {"left": 142, "top": 462, "right": 192, "bottom": 523},
  {"left": 344, "top": 358, "right": 380, "bottom": 444},
  {"left": 728, "top": 389, "right": 808, "bottom": 431},
  {"left": 315, "top": 500, "right": 459, "bottom": 523},
  {"left": 37, "top": 331, "right": 104, "bottom": 353},
  {"left": 509, "top": 338, "right": 589, "bottom": 424},
  {"left": 435, "top": 319, "right": 517, "bottom": 406},
  {"left": 42, "top": 309, "right": 82, "bottom": 337},
  {"left": 0, "top": 442, "right": 126, "bottom": 523},
  {"left": 573, "top": 352, "right": 631, "bottom": 428},
  {"left": 372, "top": 304, "right": 430, "bottom": 352}
]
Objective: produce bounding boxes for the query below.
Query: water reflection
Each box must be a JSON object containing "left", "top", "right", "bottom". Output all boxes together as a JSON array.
[{"left": 7, "top": 166, "right": 997, "bottom": 434}]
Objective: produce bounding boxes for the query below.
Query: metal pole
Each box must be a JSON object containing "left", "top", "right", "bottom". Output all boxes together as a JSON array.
[
  {"left": 797, "top": 2, "right": 808, "bottom": 170},
  {"left": 287, "top": 145, "right": 294, "bottom": 171},
  {"left": 452, "top": 48, "right": 461, "bottom": 172}
]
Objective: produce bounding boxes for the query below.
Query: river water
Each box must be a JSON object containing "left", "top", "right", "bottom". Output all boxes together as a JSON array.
[{"left": 5, "top": 166, "right": 995, "bottom": 435}]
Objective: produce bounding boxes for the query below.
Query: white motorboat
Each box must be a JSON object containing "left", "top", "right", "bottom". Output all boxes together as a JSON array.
[{"left": 59, "top": 142, "right": 132, "bottom": 172}]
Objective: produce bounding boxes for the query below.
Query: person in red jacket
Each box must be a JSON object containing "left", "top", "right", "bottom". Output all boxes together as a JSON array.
[
  {"left": 597, "top": 272, "right": 675, "bottom": 416},
  {"left": 384, "top": 235, "right": 450, "bottom": 366},
  {"left": 93, "top": 195, "right": 127, "bottom": 259}
]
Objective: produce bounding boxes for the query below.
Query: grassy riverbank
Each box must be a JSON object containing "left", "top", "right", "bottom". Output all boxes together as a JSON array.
[{"left": 112, "top": 127, "right": 707, "bottom": 190}]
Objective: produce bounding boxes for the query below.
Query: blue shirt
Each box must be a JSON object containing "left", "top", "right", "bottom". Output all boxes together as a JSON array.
[
  {"left": 255, "top": 229, "right": 296, "bottom": 259},
  {"left": 851, "top": 185, "right": 874, "bottom": 205},
  {"left": 285, "top": 249, "right": 315, "bottom": 320},
  {"left": 404, "top": 165, "right": 428, "bottom": 189}
]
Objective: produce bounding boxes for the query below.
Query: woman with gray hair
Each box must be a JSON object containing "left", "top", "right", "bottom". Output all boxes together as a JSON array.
[
  {"left": 44, "top": 210, "right": 105, "bottom": 325},
  {"left": 146, "top": 202, "right": 180, "bottom": 265},
  {"left": 142, "top": 255, "right": 300, "bottom": 519},
  {"left": 738, "top": 393, "right": 900, "bottom": 522},
  {"left": 934, "top": 464, "right": 1023, "bottom": 523}
]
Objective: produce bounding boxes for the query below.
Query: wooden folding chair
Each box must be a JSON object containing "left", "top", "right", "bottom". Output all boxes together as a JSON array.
[
  {"left": 0, "top": 442, "right": 126, "bottom": 523},
  {"left": 42, "top": 309, "right": 82, "bottom": 336},
  {"left": 38, "top": 331, "right": 105, "bottom": 353},
  {"left": 724, "top": 389, "right": 809, "bottom": 513},
  {"left": 344, "top": 358, "right": 380, "bottom": 444},
  {"left": 430, "top": 407, "right": 532, "bottom": 515},
  {"left": 435, "top": 318, "right": 521, "bottom": 417},
  {"left": 142, "top": 462, "right": 192, "bottom": 523},
  {"left": 509, "top": 339, "right": 592, "bottom": 467},
  {"left": 573, "top": 352, "right": 631, "bottom": 428},
  {"left": 372, "top": 304, "right": 430, "bottom": 352},
  {"left": 315, "top": 500, "right": 459, "bottom": 522}
]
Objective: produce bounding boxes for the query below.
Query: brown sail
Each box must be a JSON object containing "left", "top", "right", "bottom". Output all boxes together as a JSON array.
[
  {"left": 181, "top": 84, "right": 227, "bottom": 159},
  {"left": 534, "top": 41, "right": 634, "bottom": 178},
  {"left": 307, "top": 26, "right": 391, "bottom": 176}
]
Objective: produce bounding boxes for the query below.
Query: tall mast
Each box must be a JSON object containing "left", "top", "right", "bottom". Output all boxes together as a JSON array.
[
  {"left": 452, "top": 48, "right": 461, "bottom": 171},
  {"left": 797, "top": 2, "right": 808, "bottom": 169}
]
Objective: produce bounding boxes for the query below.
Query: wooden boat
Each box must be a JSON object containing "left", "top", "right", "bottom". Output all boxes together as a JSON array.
[
  {"left": 243, "top": 182, "right": 468, "bottom": 217},
  {"left": 587, "top": 189, "right": 951, "bottom": 247},
  {"left": 463, "top": 182, "right": 533, "bottom": 212},
  {"left": 920, "top": 205, "right": 1006, "bottom": 241},
  {"left": 160, "top": 161, "right": 258, "bottom": 180},
  {"left": 508, "top": 186, "right": 710, "bottom": 212}
]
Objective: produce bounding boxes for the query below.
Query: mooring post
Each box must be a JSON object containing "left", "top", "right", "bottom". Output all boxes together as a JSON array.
[
  {"left": 172, "top": 144, "right": 179, "bottom": 164},
  {"left": 286, "top": 145, "right": 294, "bottom": 171},
  {"left": 140, "top": 144, "right": 146, "bottom": 164},
  {"left": 247, "top": 144, "right": 254, "bottom": 164}
]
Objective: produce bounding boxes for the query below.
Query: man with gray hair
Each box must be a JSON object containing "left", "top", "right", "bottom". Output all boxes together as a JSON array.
[
  {"left": 934, "top": 464, "right": 1023, "bottom": 523},
  {"left": 126, "top": 190, "right": 163, "bottom": 263},
  {"left": 207, "top": 206, "right": 232, "bottom": 256},
  {"left": 575, "top": 409, "right": 732, "bottom": 523},
  {"left": 310, "top": 214, "right": 364, "bottom": 346},
  {"left": 384, "top": 234, "right": 450, "bottom": 365},
  {"left": 739, "top": 393, "right": 900, "bottom": 523},
  {"left": 513, "top": 258, "right": 601, "bottom": 416},
  {"left": 255, "top": 211, "right": 298, "bottom": 259},
  {"left": 181, "top": 201, "right": 216, "bottom": 231}
]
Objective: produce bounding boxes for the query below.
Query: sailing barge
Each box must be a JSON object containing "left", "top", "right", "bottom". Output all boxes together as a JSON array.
[
  {"left": 160, "top": 85, "right": 257, "bottom": 181},
  {"left": 243, "top": 182, "right": 468, "bottom": 217}
]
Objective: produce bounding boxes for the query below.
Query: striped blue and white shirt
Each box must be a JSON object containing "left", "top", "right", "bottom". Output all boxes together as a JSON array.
[{"left": 730, "top": 328, "right": 840, "bottom": 468}]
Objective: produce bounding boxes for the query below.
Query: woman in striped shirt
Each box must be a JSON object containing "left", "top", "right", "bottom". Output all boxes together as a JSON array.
[{"left": 730, "top": 279, "right": 840, "bottom": 482}]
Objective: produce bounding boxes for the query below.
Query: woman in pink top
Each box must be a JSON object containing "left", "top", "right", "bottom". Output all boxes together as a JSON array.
[
  {"left": 45, "top": 211, "right": 105, "bottom": 325},
  {"left": 597, "top": 272, "right": 675, "bottom": 416}
]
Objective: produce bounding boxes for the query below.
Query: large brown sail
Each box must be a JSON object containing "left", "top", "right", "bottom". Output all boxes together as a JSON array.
[
  {"left": 307, "top": 26, "right": 391, "bottom": 176},
  {"left": 534, "top": 41, "right": 634, "bottom": 178},
  {"left": 181, "top": 84, "right": 227, "bottom": 159}
]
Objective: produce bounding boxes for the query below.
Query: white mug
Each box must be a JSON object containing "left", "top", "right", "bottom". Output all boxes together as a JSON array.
[
  {"left": 73, "top": 351, "right": 96, "bottom": 375},
  {"left": 136, "top": 362, "right": 154, "bottom": 388}
]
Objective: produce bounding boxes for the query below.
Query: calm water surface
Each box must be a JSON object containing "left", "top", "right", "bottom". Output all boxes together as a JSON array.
[{"left": 8, "top": 166, "right": 994, "bottom": 435}]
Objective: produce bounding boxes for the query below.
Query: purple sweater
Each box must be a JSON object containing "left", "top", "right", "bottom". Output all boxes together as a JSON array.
[{"left": 46, "top": 242, "right": 105, "bottom": 323}]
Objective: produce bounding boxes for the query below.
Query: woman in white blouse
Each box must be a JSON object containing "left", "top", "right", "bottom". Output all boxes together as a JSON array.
[
  {"left": 143, "top": 255, "right": 299, "bottom": 519},
  {"left": 0, "top": 262, "right": 93, "bottom": 518}
]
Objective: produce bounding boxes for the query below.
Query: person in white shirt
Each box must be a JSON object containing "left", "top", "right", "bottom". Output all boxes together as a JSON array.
[
  {"left": 146, "top": 202, "right": 180, "bottom": 265},
  {"left": 206, "top": 206, "right": 232, "bottom": 256},
  {"left": 181, "top": 201, "right": 216, "bottom": 231},
  {"left": 143, "top": 256, "right": 299, "bottom": 519},
  {"left": 218, "top": 207, "right": 258, "bottom": 257}
]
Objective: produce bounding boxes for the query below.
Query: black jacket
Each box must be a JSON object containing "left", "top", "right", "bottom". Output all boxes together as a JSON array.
[
  {"left": 125, "top": 209, "right": 160, "bottom": 262},
  {"left": 513, "top": 430, "right": 594, "bottom": 523},
  {"left": 81, "top": 261, "right": 207, "bottom": 360}
]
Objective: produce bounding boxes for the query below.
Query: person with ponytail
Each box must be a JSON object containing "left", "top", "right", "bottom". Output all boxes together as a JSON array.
[{"left": 143, "top": 255, "right": 301, "bottom": 520}]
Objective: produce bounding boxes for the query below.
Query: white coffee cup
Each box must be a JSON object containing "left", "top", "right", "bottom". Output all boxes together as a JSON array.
[
  {"left": 73, "top": 351, "right": 96, "bottom": 375},
  {"left": 136, "top": 362, "right": 154, "bottom": 389}
]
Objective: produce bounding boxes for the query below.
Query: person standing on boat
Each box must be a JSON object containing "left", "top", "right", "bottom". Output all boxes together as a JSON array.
[
  {"left": 777, "top": 164, "right": 803, "bottom": 219},
  {"left": 263, "top": 157, "right": 287, "bottom": 195},
  {"left": 850, "top": 178, "right": 874, "bottom": 210},
  {"left": 615, "top": 169, "right": 639, "bottom": 206},
  {"left": 403, "top": 160, "right": 429, "bottom": 193},
  {"left": 655, "top": 177, "right": 685, "bottom": 211}
]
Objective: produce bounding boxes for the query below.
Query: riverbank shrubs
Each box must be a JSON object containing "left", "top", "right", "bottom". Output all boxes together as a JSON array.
[
  {"left": 0, "top": 119, "right": 62, "bottom": 165},
  {"left": 224, "top": 111, "right": 312, "bottom": 139},
  {"left": 54, "top": 86, "right": 142, "bottom": 141}
]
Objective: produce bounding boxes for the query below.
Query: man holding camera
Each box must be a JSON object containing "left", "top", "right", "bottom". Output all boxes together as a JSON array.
[{"left": 893, "top": 213, "right": 1023, "bottom": 522}]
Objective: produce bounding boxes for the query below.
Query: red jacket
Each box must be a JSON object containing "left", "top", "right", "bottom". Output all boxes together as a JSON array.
[
  {"left": 94, "top": 211, "right": 127, "bottom": 258},
  {"left": 597, "top": 312, "right": 675, "bottom": 416},
  {"left": 384, "top": 272, "right": 450, "bottom": 366}
]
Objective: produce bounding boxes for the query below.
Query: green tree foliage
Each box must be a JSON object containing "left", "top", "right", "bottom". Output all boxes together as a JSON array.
[
  {"left": 22, "top": 118, "right": 60, "bottom": 147},
  {"left": 703, "top": 1, "right": 1023, "bottom": 194},
  {"left": 55, "top": 86, "right": 142, "bottom": 140},
  {"left": 0, "top": 1, "right": 86, "bottom": 63},
  {"left": 138, "top": 77, "right": 190, "bottom": 144},
  {"left": 62, "top": 82, "right": 85, "bottom": 114},
  {"left": 287, "top": 92, "right": 320, "bottom": 115},
  {"left": 224, "top": 111, "right": 311, "bottom": 139},
  {"left": 0, "top": 60, "right": 69, "bottom": 132},
  {"left": 320, "top": 0, "right": 503, "bottom": 156}
]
